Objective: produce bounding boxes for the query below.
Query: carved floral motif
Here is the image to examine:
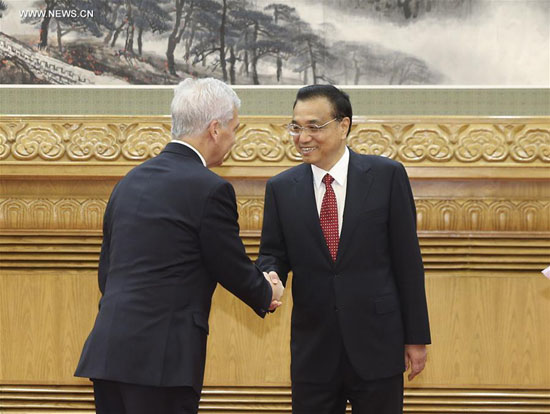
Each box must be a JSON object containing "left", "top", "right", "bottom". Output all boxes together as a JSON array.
[
  {"left": 511, "top": 129, "right": 550, "bottom": 162},
  {"left": 456, "top": 127, "right": 508, "bottom": 162},
  {"left": 0, "top": 119, "right": 548, "bottom": 165},
  {"left": 0, "top": 125, "right": 9, "bottom": 160},
  {"left": 399, "top": 128, "right": 453, "bottom": 162},
  {"left": 12, "top": 126, "right": 65, "bottom": 160},
  {"left": 122, "top": 125, "right": 171, "bottom": 160},
  {"left": 68, "top": 126, "right": 121, "bottom": 160},
  {"left": 230, "top": 127, "right": 287, "bottom": 162},
  {"left": 348, "top": 127, "right": 397, "bottom": 158}
]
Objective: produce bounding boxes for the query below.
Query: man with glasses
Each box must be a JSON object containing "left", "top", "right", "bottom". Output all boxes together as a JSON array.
[{"left": 257, "top": 84, "right": 431, "bottom": 414}]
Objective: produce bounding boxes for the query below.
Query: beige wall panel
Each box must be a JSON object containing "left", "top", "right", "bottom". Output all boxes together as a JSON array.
[
  {"left": 421, "top": 274, "right": 550, "bottom": 388},
  {"left": 0, "top": 269, "right": 292, "bottom": 386},
  {"left": 0, "top": 271, "right": 100, "bottom": 384},
  {"left": 206, "top": 270, "right": 550, "bottom": 388},
  {"left": 3, "top": 269, "right": 548, "bottom": 389},
  {"left": 204, "top": 280, "right": 292, "bottom": 386}
]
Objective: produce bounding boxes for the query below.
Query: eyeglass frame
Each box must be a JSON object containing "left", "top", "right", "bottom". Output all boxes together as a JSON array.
[{"left": 286, "top": 118, "right": 340, "bottom": 137}]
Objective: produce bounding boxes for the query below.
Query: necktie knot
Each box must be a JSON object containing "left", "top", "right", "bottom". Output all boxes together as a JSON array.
[{"left": 322, "top": 173, "right": 335, "bottom": 186}]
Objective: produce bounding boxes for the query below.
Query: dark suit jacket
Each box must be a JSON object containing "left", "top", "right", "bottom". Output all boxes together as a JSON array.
[
  {"left": 75, "top": 143, "right": 272, "bottom": 394},
  {"left": 257, "top": 148, "right": 430, "bottom": 383}
]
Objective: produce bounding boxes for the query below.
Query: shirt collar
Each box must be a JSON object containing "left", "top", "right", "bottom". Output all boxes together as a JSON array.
[
  {"left": 311, "top": 146, "right": 349, "bottom": 189},
  {"left": 171, "top": 140, "right": 207, "bottom": 167}
]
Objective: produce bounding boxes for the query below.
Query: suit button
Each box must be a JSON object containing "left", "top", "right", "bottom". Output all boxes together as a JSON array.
[{"left": 334, "top": 306, "right": 339, "bottom": 312}]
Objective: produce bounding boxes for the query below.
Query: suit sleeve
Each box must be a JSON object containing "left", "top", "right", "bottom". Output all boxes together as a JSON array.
[
  {"left": 199, "top": 181, "right": 272, "bottom": 317},
  {"left": 98, "top": 181, "right": 121, "bottom": 297},
  {"left": 97, "top": 232, "right": 109, "bottom": 296},
  {"left": 389, "top": 163, "right": 431, "bottom": 345},
  {"left": 256, "top": 180, "right": 291, "bottom": 286},
  {"left": 98, "top": 194, "right": 114, "bottom": 296}
]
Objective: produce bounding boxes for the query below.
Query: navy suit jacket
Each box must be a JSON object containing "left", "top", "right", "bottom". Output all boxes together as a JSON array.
[
  {"left": 75, "top": 143, "right": 272, "bottom": 393},
  {"left": 257, "top": 148, "right": 431, "bottom": 383}
]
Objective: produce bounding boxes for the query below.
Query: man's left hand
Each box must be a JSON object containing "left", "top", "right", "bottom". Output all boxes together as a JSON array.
[{"left": 404, "top": 344, "right": 427, "bottom": 381}]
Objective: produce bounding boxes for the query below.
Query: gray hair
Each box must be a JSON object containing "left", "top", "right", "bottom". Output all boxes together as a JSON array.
[{"left": 171, "top": 78, "right": 241, "bottom": 139}]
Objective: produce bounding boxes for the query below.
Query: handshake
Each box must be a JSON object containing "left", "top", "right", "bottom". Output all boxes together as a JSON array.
[{"left": 263, "top": 271, "right": 285, "bottom": 311}]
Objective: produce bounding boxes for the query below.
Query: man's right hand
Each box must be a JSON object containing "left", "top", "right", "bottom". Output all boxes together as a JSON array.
[{"left": 264, "top": 271, "right": 284, "bottom": 310}]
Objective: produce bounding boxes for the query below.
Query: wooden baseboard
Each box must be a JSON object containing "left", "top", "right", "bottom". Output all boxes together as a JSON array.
[{"left": 1, "top": 385, "right": 549, "bottom": 413}]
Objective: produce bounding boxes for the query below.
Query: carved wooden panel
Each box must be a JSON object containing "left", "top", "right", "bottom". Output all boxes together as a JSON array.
[
  {"left": 0, "top": 198, "right": 107, "bottom": 230},
  {"left": 1, "top": 117, "right": 549, "bottom": 166},
  {"left": 2, "top": 196, "right": 549, "bottom": 233}
]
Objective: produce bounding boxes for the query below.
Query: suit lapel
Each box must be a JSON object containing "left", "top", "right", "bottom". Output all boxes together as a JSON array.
[
  {"left": 294, "top": 165, "right": 334, "bottom": 266},
  {"left": 336, "top": 150, "right": 374, "bottom": 266}
]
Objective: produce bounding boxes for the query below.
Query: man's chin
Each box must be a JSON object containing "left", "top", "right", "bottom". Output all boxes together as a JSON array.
[{"left": 300, "top": 153, "right": 315, "bottom": 164}]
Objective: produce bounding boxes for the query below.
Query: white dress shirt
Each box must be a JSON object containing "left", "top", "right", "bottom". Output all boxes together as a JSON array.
[
  {"left": 311, "top": 147, "right": 350, "bottom": 236},
  {"left": 171, "top": 140, "right": 207, "bottom": 167}
]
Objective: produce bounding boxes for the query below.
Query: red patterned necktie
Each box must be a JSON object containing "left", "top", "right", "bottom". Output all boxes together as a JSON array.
[{"left": 320, "top": 174, "right": 339, "bottom": 262}]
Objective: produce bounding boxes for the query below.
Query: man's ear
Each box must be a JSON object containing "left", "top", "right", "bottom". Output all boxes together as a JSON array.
[
  {"left": 340, "top": 117, "right": 351, "bottom": 139},
  {"left": 207, "top": 120, "right": 220, "bottom": 142}
]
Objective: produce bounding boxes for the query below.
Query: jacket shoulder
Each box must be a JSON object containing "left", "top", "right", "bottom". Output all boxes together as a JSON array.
[
  {"left": 125, "top": 153, "right": 229, "bottom": 194},
  {"left": 354, "top": 152, "right": 403, "bottom": 171},
  {"left": 267, "top": 164, "right": 308, "bottom": 185}
]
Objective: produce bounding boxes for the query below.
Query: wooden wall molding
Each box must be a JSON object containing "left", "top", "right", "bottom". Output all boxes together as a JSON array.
[
  {"left": 240, "top": 197, "right": 550, "bottom": 232},
  {"left": 0, "top": 199, "right": 107, "bottom": 230},
  {"left": 414, "top": 199, "right": 550, "bottom": 232},
  {"left": 1, "top": 117, "right": 549, "bottom": 176},
  {"left": 0, "top": 120, "right": 171, "bottom": 161},
  {"left": 1, "top": 385, "right": 549, "bottom": 413},
  {"left": 350, "top": 123, "right": 550, "bottom": 164},
  {"left": 2, "top": 196, "right": 549, "bottom": 232}
]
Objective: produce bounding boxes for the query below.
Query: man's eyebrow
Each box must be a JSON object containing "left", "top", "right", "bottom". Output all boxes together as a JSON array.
[{"left": 291, "top": 118, "right": 321, "bottom": 125}]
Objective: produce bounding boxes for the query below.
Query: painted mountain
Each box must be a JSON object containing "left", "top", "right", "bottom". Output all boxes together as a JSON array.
[{"left": 0, "top": 0, "right": 548, "bottom": 85}]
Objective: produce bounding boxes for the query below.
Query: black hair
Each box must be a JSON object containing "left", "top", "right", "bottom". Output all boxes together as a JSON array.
[{"left": 293, "top": 84, "right": 353, "bottom": 136}]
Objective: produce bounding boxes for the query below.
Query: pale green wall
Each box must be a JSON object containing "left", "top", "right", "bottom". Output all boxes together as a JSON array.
[{"left": 0, "top": 87, "right": 548, "bottom": 116}]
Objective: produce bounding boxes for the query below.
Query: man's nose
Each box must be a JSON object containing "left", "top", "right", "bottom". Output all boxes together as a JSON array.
[{"left": 297, "top": 129, "right": 312, "bottom": 142}]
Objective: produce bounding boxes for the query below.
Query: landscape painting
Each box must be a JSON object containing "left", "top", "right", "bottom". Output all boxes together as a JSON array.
[{"left": 0, "top": 0, "right": 548, "bottom": 86}]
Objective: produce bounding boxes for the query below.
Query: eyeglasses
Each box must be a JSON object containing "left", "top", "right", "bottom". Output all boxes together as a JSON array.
[{"left": 286, "top": 118, "right": 339, "bottom": 137}]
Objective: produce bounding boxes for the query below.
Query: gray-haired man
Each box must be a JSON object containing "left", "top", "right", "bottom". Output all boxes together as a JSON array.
[{"left": 75, "top": 78, "right": 283, "bottom": 414}]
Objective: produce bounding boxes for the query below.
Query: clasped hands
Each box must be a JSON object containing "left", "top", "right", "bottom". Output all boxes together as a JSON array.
[{"left": 263, "top": 271, "right": 284, "bottom": 311}]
